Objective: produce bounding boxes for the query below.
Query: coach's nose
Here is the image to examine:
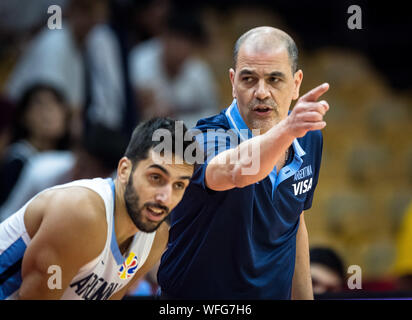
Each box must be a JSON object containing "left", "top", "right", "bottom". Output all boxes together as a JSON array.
[{"left": 254, "top": 79, "right": 270, "bottom": 100}]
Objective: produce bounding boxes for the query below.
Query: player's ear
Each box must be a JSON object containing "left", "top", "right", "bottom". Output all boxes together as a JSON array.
[
  {"left": 229, "top": 68, "right": 236, "bottom": 98},
  {"left": 117, "top": 157, "right": 133, "bottom": 184},
  {"left": 292, "top": 69, "right": 303, "bottom": 100}
]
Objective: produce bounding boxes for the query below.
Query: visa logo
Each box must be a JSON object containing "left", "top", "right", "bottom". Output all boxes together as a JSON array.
[{"left": 292, "top": 178, "right": 313, "bottom": 196}]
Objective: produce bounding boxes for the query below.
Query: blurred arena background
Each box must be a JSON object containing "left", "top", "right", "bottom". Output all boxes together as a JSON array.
[{"left": 0, "top": 0, "right": 411, "bottom": 299}]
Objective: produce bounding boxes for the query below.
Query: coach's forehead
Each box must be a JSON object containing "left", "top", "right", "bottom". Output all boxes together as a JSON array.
[
  {"left": 243, "top": 27, "right": 287, "bottom": 47},
  {"left": 238, "top": 45, "right": 289, "bottom": 69}
]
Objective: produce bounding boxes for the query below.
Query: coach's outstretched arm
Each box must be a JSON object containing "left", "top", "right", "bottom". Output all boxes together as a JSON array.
[
  {"left": 18, "top": 190, "right": 107, "bottom": 299},
  {"left": 205, "top": 83, "right": 330, "bottom": 191}
]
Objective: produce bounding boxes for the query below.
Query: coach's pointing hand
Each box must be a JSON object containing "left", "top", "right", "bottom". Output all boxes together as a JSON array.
[{"left": 284, "top": 82, "right": 330, "bottom": 138}]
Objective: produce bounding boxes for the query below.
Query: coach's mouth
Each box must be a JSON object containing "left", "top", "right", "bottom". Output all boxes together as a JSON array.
[{"left": 252, "top": 105, "right": 273, "bottom": 116}]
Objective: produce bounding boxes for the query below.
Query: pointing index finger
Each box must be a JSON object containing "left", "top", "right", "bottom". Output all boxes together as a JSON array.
[{"left": 300, "top": 83, "right": 329, "bottom": 102}]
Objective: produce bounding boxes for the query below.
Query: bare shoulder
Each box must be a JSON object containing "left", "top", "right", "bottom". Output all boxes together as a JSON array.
[
  {"left": 18, "top": 186, "right": 110, "bottom": 299},
  {"left": 25, "top": 186, "right": 108, "bottom": 262}
]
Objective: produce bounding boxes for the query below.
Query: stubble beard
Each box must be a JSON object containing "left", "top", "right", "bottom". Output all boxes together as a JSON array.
[
  {"left": 247, "top": 99, "right": 280, "bottom": 134},
  {"left": 123, "top": 176, "right": 168, "bottom": 233}
]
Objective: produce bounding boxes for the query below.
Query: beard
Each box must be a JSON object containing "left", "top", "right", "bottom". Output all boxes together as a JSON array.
[
  {"left": 124, "top": 175, "right": 169, "bottom": 233},
  {"left": 248, "top": 97, "right": 278, "bottom": 111},
  {"left": 246, "top": 98, "right": 280, "bottom": 132}
]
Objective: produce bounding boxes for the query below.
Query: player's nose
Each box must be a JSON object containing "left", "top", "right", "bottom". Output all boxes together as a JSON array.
[{"left": 154, "top": 184, "right": 172, "bottom": 205}]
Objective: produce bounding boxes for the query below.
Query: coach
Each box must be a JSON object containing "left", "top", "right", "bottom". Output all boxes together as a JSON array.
[{"left": 158, "top": 26, "right": 330, "bottom": 299}]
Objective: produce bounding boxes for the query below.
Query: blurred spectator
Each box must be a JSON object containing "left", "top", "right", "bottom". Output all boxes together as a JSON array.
[
  {"left": 132, "top": 0, "right": 171, "bottom": 44},
  {"left": 0, "top": 0, "right": 68, "bottom": 68},
  {"left": 0, "top": 84, "right": 69, "bottom": 206},
  {"left": 82, "top": 0, "right": 140, "bottom": 141},
  {"left": 129, "top": 8, "right": 219, "bottom": 129},
  {"left": 80, "top": 0, "right": 171, "bottom": 142},
  {"left": 310, "top": 247, "right": 346, "bottom": 295},
  {"left": 5, "top": 0, "right": 106, "bottom": 108},
  {"left": 5, "top": 0, "right": 107, "bottom": 141},
  {"left": 393, "top": 200, "right": 412, "bottom": 291},
  {"left": 0, "top": 124, "right": 127, "bottom": 222},
  {"left": 0, "top": 96, "right": 15, "bottom": 158},
  {"left": 0, "top": 0, "right": 68, "bottom": 37}
]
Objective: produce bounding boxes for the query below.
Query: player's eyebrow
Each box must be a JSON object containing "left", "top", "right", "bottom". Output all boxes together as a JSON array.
[
  {"left": 148, "top": 164, "right": 170, "bottom": 176},
  {"left": 148, "top": 164, "right": 192, "bottom": 180}
]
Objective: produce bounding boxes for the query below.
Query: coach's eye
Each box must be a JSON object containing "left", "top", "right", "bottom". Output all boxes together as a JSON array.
[
  {"left": 242, "top": 77, "right": 254, "bottom": 83},
  {"left": 268, "top": 77, "right": 280, "bottom": 83}
]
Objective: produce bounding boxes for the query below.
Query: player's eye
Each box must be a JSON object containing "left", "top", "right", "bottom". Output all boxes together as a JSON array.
[
  {"left": 173, "top": 182, "right": 186, "bottom": 190},
  {"left": 149, "top": 173, "right": 163, "bottom": 184}
]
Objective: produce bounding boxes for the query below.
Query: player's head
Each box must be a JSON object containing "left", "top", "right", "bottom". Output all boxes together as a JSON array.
[
  {"left": 117, "top": 118, "right": 196, "bottom": 233},
  {"left": 229, "top": 26, "right": 303, "bottom": 134}
]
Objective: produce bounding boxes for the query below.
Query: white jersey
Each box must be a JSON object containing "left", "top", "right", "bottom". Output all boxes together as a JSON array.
[{"left": 0, "top": 178, "right": 156, "bottom": 300}]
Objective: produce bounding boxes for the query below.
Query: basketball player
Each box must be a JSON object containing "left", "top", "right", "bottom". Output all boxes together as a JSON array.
[
  {"left": 158, "top": 27, "right": 330, "bottom": 299},
  {"left": 0, "top": 118, "right": 195, "bottom": 300}
]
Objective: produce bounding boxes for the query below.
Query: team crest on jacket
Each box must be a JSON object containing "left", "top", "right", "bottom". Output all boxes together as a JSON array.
[{"left": 118, "top": 252, "right": 138, "bottom": 280}]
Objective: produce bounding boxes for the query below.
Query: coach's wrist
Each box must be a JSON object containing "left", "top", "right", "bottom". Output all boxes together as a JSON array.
[{"left": 267, "top": 118, "right": 296, "bottom": 144}]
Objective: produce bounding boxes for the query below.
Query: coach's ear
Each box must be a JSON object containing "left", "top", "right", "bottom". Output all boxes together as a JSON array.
[
  {"left": 229, "top": 68, "right": 236, "bottom": 98},
  {"left": 292, "top": 69, "right": 303, "bottom": 100},
  {"left": 117, "top": 157, "right": 133, "bottom": 184}
]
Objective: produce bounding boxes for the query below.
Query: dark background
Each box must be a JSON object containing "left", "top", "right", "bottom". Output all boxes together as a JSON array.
[{"left": 178, "top": 0, "right": 412, "bottom": 91}]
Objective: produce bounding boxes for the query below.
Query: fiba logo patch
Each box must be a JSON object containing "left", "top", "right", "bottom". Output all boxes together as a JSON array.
[{"left": 118, "top": 252, "right": 138, "bottom": 280}]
